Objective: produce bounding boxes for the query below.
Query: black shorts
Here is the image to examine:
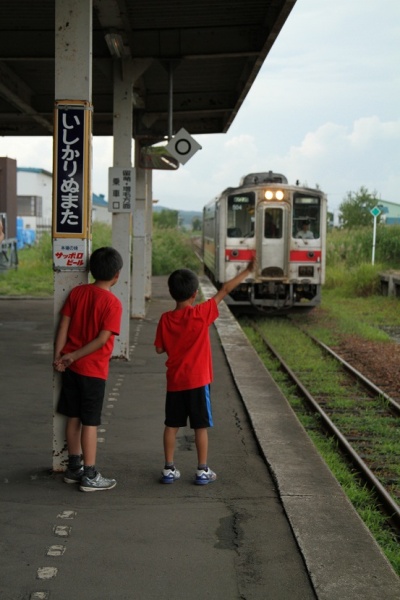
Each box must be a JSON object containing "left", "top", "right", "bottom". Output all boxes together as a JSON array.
[
  {"left": 57, "top": 369, "right": 106, "bottom": 426},
  {"left": 164, "top": 385, "right": 213, "bottom": 429}
]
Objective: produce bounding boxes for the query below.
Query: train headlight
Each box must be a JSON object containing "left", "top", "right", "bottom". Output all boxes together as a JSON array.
[{"left": 264, "top": 189, "right": 284, "bottom": 200}]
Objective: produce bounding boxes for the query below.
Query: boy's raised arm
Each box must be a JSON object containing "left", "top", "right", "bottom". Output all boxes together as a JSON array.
[{"left": 213, "top": 261, "right": 254, "bottom": 306}]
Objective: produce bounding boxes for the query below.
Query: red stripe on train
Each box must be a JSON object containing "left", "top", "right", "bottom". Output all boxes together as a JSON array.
[
  {"left": 290, "top": 250, "right": 322, "bottom": 262},
  {"left": 225, "top": 249, "right": 321, "bottom": 262},
  {"left": 225, "top": 249, "right": 255, "bottom": 261}
]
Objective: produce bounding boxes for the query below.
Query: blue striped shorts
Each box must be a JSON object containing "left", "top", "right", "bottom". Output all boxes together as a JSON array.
[{"left": 164, "top": 384, "right": 213, "bottom": 429}]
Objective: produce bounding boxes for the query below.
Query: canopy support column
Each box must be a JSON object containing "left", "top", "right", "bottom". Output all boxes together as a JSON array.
[
  {"left": 52, "top": 0, "right": 93, "bottom": 471},
  {"left": 111, "top": 59, "right": 134, "bottom": 359}
]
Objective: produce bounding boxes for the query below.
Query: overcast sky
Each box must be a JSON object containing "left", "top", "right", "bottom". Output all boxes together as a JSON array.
[{"left": 0, "top": 0, "right": 399, "bottom": 215}]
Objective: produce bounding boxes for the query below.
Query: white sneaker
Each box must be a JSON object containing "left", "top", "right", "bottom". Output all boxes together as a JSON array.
[
  {"left": 195, "top": 467, "right": 217, "bottom": 485},
  {"left": 79, "top": 472, "right": 117, "bottom": 492},
  {"left": 161, "top": 467, "right": 181, "bottom": 484}
]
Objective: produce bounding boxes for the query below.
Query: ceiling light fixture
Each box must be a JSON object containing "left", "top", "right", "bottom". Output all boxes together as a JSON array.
[{"left": 105, "top": 33, "right": 125, "bottom": 59}]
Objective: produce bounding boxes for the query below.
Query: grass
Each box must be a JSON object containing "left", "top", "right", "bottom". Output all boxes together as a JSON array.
[
  {"left": 0, "top": 233, "right": 53, "bottom": 296},
  {"left": 294, "top": 289, "right": 400, "bottom": 345},
  {"left": 326, "top": 292, "right": 400, "bottom": 327}
]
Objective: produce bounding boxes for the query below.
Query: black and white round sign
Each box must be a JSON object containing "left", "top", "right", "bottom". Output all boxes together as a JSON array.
[{"left": 166, "top": 128, "right": 202, "bottom": 165}]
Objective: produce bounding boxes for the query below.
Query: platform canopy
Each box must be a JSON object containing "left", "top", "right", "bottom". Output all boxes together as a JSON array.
[{"left": 0, "top": 0, "right": 296, "bottom": 142}]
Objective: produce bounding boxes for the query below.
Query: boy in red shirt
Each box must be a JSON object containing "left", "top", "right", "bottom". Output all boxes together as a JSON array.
[
  {"left": 154, "top": 262, "right": 253, "bottom": 484},
  {"left": 53, "top": 246, "right": 123, "bottom": 492}
]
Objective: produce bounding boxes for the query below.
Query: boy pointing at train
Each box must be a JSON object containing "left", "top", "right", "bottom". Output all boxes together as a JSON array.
[{"left": 154, "top": 261, "right": 254, "bottom": 485}]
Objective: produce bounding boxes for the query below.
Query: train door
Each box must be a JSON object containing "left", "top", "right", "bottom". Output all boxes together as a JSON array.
[{"left": 255, "top": 203, "right": 289, "bottom": 277}]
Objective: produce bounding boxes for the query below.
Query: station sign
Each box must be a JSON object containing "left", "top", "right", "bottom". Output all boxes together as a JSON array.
[
  {"left": 53, "top": 100, "right": 92, "bottom": 238},
  {"left": 165, "top": 128, "right": 202, "bottom": 165},
  {"left": 52, "top": 100, "right": 92, "bottom": 271}
]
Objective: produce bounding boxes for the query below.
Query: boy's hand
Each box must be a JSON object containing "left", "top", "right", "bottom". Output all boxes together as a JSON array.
[
  {"left": 59, "top": 353, "right": 74, "bottom": 368},
  {"left": 53, "top": 359, "right": 66, "bottom": 372},
  {"left": 247, "top": 260, "right": 255, "bottom": 273},
  {"left": 213, "top": 259, "right": 255, "bottom": 305},
  {"left": 53, "top": 352, "right": 75, "bottom": 371}
]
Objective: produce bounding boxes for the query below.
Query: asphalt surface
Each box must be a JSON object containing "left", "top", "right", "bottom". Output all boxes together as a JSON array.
[{"left": 1, "top": 277, "right": 399, "bottom": 600}]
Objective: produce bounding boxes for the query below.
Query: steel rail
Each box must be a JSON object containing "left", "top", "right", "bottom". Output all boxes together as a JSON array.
[
  {"left": 250, "top": 321, "right": 400, "bottom": 529},
  {"left": 293, "top": 323, "right": 400, "bottom": 416}
]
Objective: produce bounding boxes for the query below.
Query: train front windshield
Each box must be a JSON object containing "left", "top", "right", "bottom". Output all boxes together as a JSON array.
[
  {"left": 227, "top": 193, "right": 255, "bottom": 238},
  {"left": 293, "top": 194, "right": 322, "bottom": 239}
]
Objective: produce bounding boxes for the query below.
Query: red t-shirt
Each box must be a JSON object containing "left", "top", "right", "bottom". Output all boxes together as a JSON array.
[
  {"left": 154, "top": 298, "right": 219, "bottom": 392},
  {"left": 60, "top": 283, "right": 122, "bottom": 379}
]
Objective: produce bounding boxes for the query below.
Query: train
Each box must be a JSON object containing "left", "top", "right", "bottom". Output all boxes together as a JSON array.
[{"left": 202, "top": 171, "right": 327, "bottom": 313}]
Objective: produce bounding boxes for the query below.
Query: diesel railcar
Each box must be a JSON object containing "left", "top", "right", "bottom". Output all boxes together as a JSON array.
[{"left": 202, "top": 171, "right": 327, "bottom": 312}]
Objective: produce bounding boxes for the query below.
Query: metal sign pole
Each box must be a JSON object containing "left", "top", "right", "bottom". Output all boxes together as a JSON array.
[
  {"left": 372, "top": 215, "right": 377, "bottom": 265},
  {"left": 370, "top": 206, "right": 381, "bottom": 266}
]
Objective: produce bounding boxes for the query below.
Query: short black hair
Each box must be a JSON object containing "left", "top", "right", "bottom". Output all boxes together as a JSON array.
[
  {"left": 168, "top": 269, "right": 199, "bottom": 302},
  {"left": 89, "top": 246, "right": 123, "bottom": 281}
]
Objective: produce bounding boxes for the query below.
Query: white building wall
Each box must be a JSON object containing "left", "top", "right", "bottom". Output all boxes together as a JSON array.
[
  {"left": 92, "top": 202, "right": 112, "bottom": 224},
  {"left": 17, "top": 169, "right": 53, "bottom": 221}
]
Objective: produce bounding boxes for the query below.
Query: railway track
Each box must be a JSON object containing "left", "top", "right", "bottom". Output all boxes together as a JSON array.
[
  {"left": 191, "top": 235, "right": 202, "bottom": 262},
  {"left": 241, "top": 316, "right": 400, "bottom": 531}
]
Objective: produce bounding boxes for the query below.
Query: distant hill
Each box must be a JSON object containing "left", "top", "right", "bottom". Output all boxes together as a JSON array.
[{"left": 153, "top": 204, "right": 202, "bottom": 229}]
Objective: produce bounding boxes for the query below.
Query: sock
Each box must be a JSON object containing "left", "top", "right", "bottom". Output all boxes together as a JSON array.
[
  {"left": 165, "top": 462, "right": 175, "bottom": 471},
  {"left": 84, "top": 465, "right": 97, "bottom": 479},
  {"left": 198, "top": 464, "right": 207, "bottom": 472},
  {"left": 68, "top": 454, "right": 82, "bottom": 470}
]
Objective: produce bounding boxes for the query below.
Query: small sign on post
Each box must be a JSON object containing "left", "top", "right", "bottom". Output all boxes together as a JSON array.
[{"left": 108, "top": 167, "right": 135, "bottom": 213}]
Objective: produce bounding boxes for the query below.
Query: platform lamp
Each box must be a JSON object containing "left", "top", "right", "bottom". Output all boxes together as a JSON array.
[{"left": 105, "top": 32, "right": 126, "bottom": 58}]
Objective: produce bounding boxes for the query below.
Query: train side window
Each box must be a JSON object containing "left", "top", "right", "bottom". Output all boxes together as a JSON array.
[{"left": 293, "top": 194, "right": 321, "bottom": 239}]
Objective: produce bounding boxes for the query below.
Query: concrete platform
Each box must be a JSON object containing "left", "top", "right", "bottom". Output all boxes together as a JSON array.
[
  {"left": 380, "top": 270, "right": 400, "bottom": 297},
  {"left": 0, "top": 277, "right": 399, "bottom": 599}
]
